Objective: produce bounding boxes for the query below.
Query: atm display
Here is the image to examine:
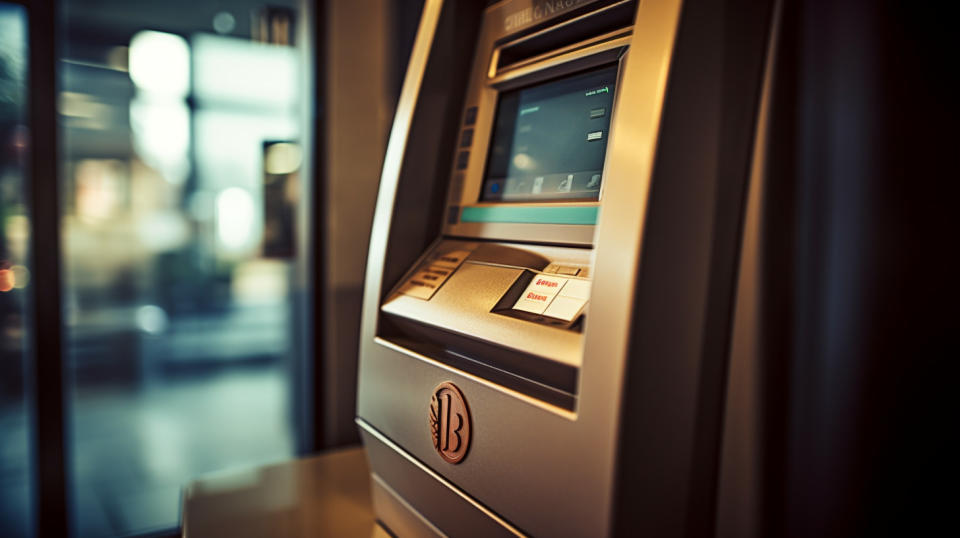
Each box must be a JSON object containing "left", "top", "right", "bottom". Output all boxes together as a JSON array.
[{"left": 482, "top": 65, "right": 617, "bottom": 202}]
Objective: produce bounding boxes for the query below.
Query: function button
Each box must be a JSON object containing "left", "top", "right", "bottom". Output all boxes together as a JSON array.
[
  {"left": 456, "top": 151, "right": 469, "bottom": 170},
  {"left": 556, "top": 265, "right": 580, "bottom": 276},
  {"left": 398, "top": 279, "right": 437, "bottom": 299},
  {"left": 558, "top": 279, "right": 591, "bottom": 300},
  {"left": 513, "top": 293, "right": 551, "bottom": 315},
  {"left": 398, "top": 249, "right": 472, "bottom": 300},
  {"left": 542, "top": 263, "right": 561, "bottom": 274},
  {"left": 529, "top": 274, "right": 567, "bottom": 295},
  {"left": 460, "top": 129, "right": 474, "bottom": 148},
  {"left": 422, "top": 266, "right": 452, "bottom": 278},
  {"left": 464, "top": 106, "right": 478, "bottom": 126},
  {"left": 432, "top": 250, "right": 471, "bottom": 269},
  {"left": 513, "top": 274, "right": 568, "bottom": 314},
  {"left": 544, "top": 295, "right": 586, "bottom": 322}
]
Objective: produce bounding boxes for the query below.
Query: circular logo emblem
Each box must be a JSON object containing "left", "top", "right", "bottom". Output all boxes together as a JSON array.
[{"left": 429, "top": 382, "right": 471, "bottom": 464}]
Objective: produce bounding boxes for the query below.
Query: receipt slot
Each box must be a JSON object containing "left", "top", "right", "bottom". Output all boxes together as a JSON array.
[{"left": 357, "top": 0, "right": 776, "bottom": 535}]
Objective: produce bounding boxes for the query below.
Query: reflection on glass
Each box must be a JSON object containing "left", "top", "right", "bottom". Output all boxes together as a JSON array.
[
  {"left": 0, "top": 4, "right": 33, "bottom": 536},
  {"left": 60, "top": 3, "right": 302, "bottom": 535}
]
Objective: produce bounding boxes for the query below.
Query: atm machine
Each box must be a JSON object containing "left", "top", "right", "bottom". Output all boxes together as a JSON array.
[{"left": 357, "top": 0, "right": 776, "bottom": 535}]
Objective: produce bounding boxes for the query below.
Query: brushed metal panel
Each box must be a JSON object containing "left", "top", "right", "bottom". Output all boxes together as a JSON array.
[
  {"left": 359, "top": 342, "right": 601, "bottom": 536},
  {"left": 371, "top": 475, "right": 446, "bottom": 538},
  {"left": 361, "top": 424, "right": 522, "bottom": 537}
]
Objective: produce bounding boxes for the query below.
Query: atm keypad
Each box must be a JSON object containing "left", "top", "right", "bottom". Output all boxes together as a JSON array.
[{"left": 506, "top": 272, "right": 590, "bottom": 327}]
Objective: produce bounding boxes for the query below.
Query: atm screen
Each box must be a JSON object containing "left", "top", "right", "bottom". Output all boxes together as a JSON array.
[{"left": 482, "top": 65, "right": 618, "bottom": 202}]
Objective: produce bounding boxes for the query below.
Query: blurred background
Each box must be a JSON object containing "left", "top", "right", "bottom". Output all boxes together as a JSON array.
[
  {"left": 1, "top": 3, "right": 32, "bottom": 535},
  {"left": 1, "top": 0, "right": 420, "bottom": 535},
  {"left": 1, "top": 0, "right": 955, "bottom": 537}
]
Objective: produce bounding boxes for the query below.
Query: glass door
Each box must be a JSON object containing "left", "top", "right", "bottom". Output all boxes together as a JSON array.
[{"left": 58, "top": 1, "right": 304, "bottom": 535}]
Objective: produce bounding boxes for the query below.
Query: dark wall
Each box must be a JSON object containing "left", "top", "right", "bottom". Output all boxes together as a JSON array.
[{"left": 762, "top": 1, "right": 955, "bottom": 535}]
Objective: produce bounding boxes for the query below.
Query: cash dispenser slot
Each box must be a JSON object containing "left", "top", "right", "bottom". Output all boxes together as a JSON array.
[
  {"left": 379, "top": 241, "right": 590, "bottom": 410},
  {"left": 492, "top": 0, "right": 637, "bottom": 75}
]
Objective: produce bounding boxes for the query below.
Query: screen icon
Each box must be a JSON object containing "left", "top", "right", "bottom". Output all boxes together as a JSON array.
[
  {"left": 532, "top": 176, "right": 544, "bottom": 194},
  {"left": 558, "top": 174, "right": 573, "bottom": 192},
  {"left": 587, "top": 174, "right": 601, "bottom": 189}
]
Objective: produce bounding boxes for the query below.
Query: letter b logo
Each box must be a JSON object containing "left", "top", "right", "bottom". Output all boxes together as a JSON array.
[{"left": 429, "top": 382, "right": 471, "bottom": 464}]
